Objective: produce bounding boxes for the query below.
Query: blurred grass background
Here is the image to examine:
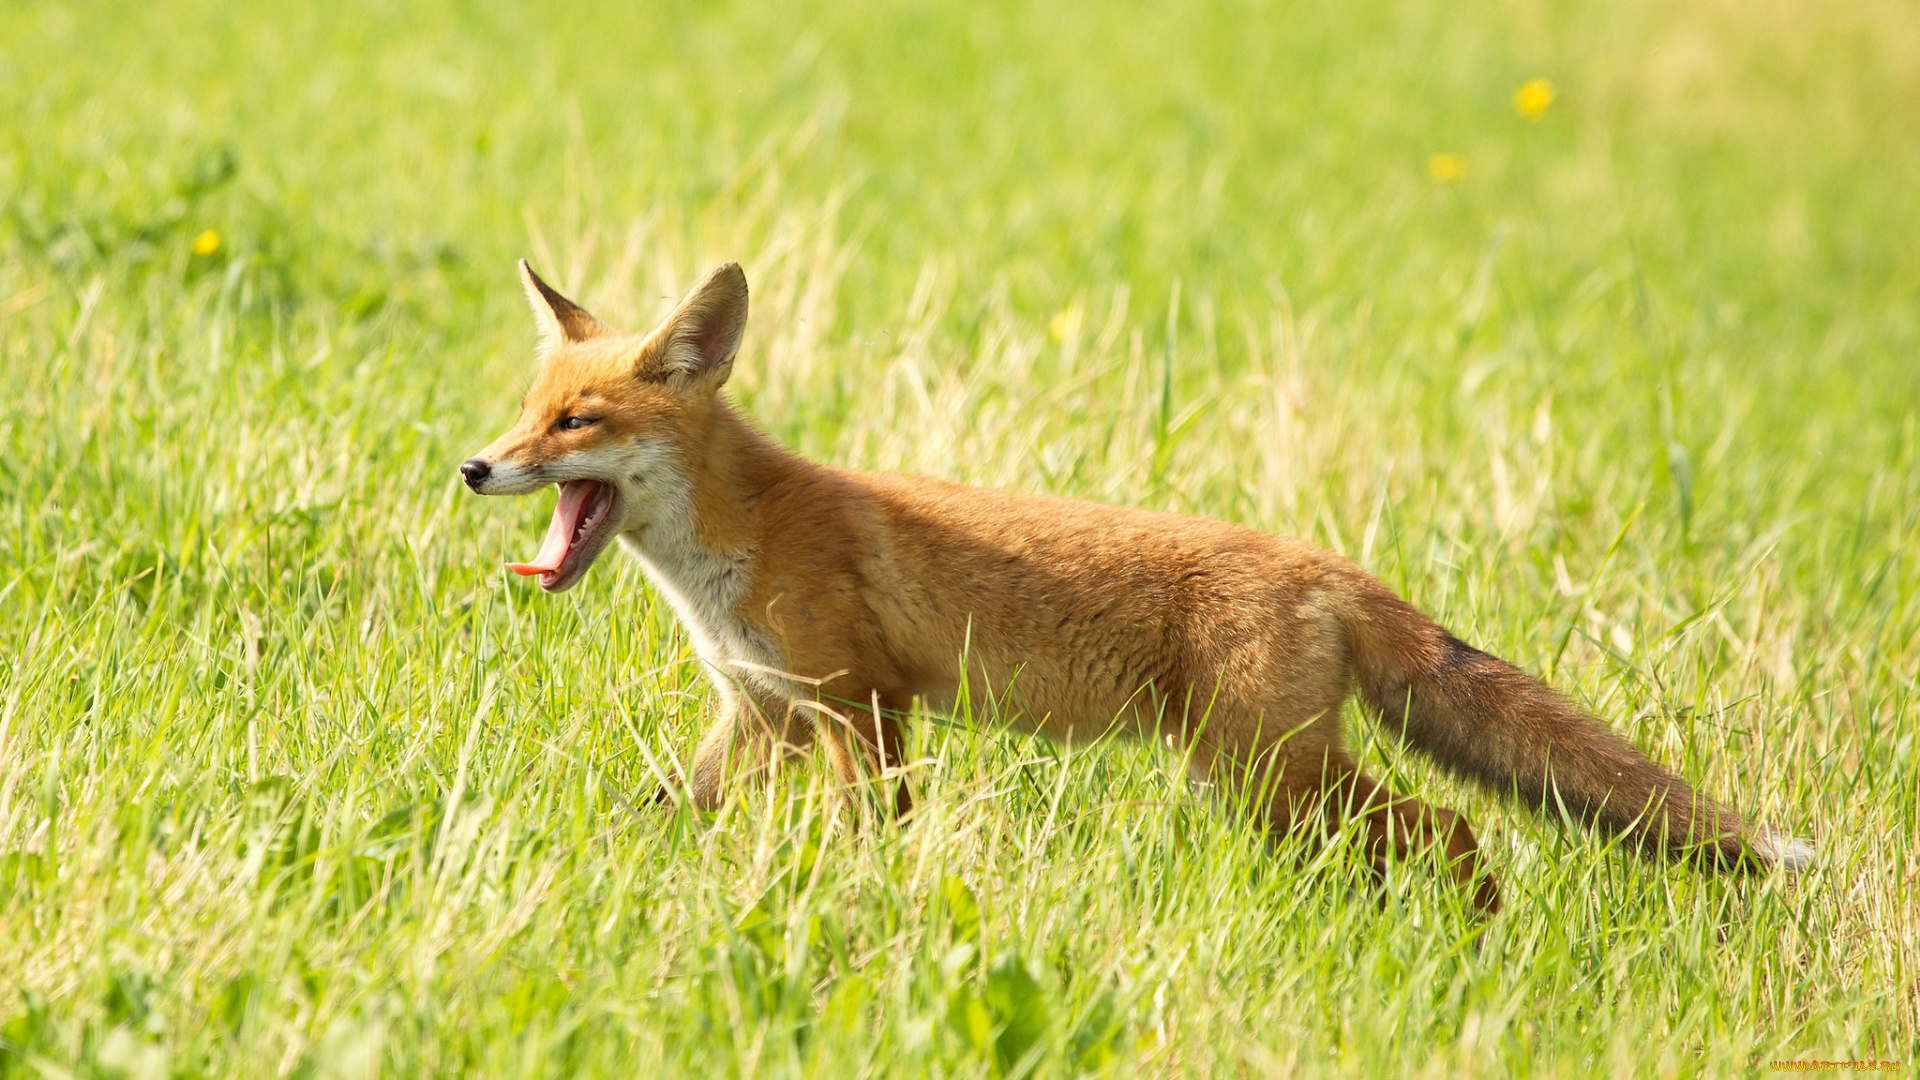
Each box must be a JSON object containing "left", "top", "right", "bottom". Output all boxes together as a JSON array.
[{"left": 1, "top": 0, "right": 1915, "bottom": 1075}]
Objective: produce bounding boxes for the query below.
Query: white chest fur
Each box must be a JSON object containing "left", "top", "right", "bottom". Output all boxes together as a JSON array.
[
  {"left": 600, "top": 436, "right": 793, "bottom": 701},
  {"left": 617, "top": 516, "right": 787, "bottom": 699}
]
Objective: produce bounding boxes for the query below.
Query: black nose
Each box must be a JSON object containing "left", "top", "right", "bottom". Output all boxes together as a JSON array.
[{"left": 460, "top": 459, "right": 491, "bottom": 489}]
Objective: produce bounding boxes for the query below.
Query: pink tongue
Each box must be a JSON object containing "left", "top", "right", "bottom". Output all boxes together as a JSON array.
[{"left": 508, "top": 481, "right": 598, "bottom": 576}]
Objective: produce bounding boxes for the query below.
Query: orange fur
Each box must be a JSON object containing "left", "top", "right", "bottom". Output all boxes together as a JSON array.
[{"left": 462, "top": 261, "right": 1813, "bottom": 915}]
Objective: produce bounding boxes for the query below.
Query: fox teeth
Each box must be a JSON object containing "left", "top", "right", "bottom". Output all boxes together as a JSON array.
[{"left": 574, "top": 489, "right": 610, "bottom": 542}]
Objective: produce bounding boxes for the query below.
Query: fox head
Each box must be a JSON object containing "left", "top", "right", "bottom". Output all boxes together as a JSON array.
[{"left": 460, "top": 260, "right": 748, "bottom": 592}]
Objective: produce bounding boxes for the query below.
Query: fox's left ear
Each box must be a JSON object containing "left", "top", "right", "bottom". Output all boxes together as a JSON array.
[
  {"left": 520, "top": 260, "right": 612, "bottom": 349},
  {"left": 646, "top": 262, "right": 748, "bottom": 388}
]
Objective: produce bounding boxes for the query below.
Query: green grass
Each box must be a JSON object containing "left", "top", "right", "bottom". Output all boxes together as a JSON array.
[{"left": 3, "top": 0, "right": 1917, "bottom": 1074}]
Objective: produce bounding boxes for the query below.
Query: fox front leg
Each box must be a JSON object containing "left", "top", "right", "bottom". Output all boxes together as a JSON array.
[
  {"left": 684, "top": 686, "right": 814, "bottom": 811},
  {"left": 806, "top": 693, "right": 916, "bottom": 819}
]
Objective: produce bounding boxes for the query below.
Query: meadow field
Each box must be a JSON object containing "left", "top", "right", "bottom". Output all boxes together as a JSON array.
[{"left": 2, "top": 0, "right": 1916, "bottom": 1074}]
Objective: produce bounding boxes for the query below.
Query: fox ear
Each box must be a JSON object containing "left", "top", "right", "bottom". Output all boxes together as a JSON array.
[
  {"left": 647, "top": 262, "right": 748, "bottom": 388},
  {"left": 519, "top": 260, "right": 611, "bottom": 349}
]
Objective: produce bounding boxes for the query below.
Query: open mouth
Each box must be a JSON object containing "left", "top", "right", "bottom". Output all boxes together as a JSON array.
[{"left": 507, "top": 479, "right": 618, "bottom": 592}]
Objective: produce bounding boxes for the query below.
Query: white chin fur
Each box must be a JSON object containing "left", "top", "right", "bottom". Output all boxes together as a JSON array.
[{"left": 1752, "top": 828, "right": 1816, "bottom": 872}]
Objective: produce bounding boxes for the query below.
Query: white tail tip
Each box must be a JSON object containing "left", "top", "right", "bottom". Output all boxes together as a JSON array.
[{"left": 1753, "top": 828, "right": 1816, "bottom": 872}]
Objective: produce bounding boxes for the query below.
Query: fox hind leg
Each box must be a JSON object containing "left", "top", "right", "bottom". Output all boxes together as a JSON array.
[
  {"left": 1329, "top": 764, "right": 1501, "bottom": 915},
  {"left": 1188, "top": 724, "right": 1500, "bottom": 915}
]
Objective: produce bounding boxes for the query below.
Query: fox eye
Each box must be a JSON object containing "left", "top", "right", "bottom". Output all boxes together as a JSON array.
[{"left": 558, "top": 416, "right": 597, "bottom": 432}]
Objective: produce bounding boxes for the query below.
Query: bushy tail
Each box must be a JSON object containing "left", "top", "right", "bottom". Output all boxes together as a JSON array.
[{"left": 1337, "top": 581, "right": 1812, "bottom": 871}]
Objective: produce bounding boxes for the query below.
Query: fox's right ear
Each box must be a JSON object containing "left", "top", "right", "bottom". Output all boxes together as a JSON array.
[
  {"left": 519, "top": 260, "right": 612, "bottom": 350},
  {"left": 646, "top": 262, "right": 749, "bottom": 389}
]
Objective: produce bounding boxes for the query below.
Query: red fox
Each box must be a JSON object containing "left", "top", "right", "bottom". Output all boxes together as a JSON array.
[{"left": 461, "top": 261, "right": 1812, "bottom": 913}]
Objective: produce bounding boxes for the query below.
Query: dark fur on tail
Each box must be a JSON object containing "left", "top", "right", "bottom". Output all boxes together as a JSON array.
[{"left": 1340, "top": 584, "right": 1755, "bottom": 868}]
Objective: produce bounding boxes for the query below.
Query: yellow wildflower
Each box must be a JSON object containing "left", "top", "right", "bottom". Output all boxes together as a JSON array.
[
  {"left": 1048, "top": 307, "right": 1083, "bottom": 343},
  {"left": 191, "top": 229, "right": 221, "bottom": 256},
  {"left": 1426, "top": 153, "right": 1466, "bottom": 182},
  {"left": 1513, "top": 77, "right": 1556, "bottom": 120}
]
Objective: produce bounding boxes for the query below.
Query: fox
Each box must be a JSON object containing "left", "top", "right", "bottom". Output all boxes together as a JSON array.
[{"left": 460, "top": 259, "right": 1813, "bottom": 914}]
